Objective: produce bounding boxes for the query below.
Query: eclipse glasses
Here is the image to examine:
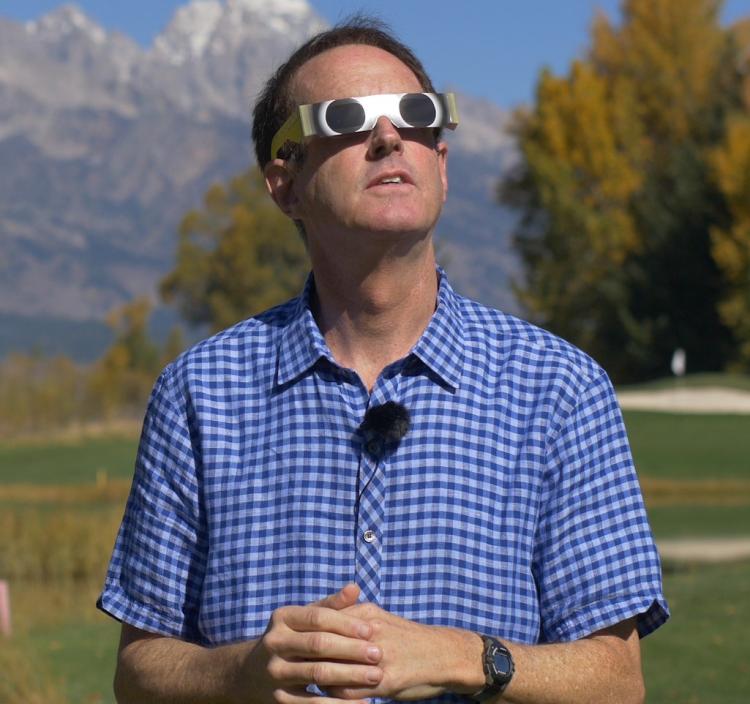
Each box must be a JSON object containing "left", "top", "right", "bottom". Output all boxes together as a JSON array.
[{"left": 271, "top": 92, "right": 459, "bottom": 159}]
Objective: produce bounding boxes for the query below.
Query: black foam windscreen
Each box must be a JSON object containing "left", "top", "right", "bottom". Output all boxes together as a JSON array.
[{"left": 359, "top": 401, "right": 411, "bottom": 458}]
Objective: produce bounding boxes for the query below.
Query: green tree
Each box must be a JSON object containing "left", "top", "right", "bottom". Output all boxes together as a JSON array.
[
  {"left": 501, "top": 0, "right": 748, "bottom": 381},
  {"left": 161, "top": 170, "right": 309, "bottom": 331}
]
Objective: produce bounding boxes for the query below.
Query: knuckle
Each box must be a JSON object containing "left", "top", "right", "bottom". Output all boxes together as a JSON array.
[
  {"left": 305, "top": 607, "right": 323, "bottom": 630},
  {"left": 310, "top": 662, "right": 329, "bottom": 685},
  {"left": 308, "top": 631, "right": 328, "bottom": 656},
  {"left": 263, "top": 631, "right": 282, "bottom": 653},
  {"left": 332, "top": 687, "right": 353, "bottom": 699},
  {"left": 267, "top": 655, "right": 285, "bottom": 681}
]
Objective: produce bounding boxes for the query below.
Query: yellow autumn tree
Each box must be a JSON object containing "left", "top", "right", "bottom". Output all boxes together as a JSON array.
[
  {"left": 88, "top": 297, "right": 162, "bottom": 417},
  {"left": 710, "top": 19, "right": 750, "bottom": 367},
  {"left": 502, "top": 0, "right": 747, "bottom": 380},
  {"left": 504, "top": 60, "right": 646, "bottom": 360}
]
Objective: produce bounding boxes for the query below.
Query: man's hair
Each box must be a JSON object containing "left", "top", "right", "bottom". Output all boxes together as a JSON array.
[{"left": 251, "top": 15, "right": 438, "bottom": 169}]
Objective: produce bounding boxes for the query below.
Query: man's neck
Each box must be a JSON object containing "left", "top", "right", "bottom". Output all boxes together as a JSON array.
[{"left": 310, "top": 242, "right": 438, "bottom": 392}]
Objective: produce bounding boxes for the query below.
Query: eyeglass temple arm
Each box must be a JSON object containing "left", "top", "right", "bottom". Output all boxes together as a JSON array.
[
  {"left": 441, "top": 93, "right": 460, "bottom": 130},
  {"left": 270, "top": 105, "right": 316, "bottom": 159}
]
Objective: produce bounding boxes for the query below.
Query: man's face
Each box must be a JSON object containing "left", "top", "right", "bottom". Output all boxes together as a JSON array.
[{"left": 274, "top": 44, "right": 448, "bottom": 248}]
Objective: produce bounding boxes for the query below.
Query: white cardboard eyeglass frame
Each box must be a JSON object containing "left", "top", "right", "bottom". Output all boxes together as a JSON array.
[{"left": 270, "top": 92, "right": 459, "bottom": 159}]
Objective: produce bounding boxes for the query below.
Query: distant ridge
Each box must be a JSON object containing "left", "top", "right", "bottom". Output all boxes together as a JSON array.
[{"left": 0, "top": 1, "right": 519, "bottom": 359}]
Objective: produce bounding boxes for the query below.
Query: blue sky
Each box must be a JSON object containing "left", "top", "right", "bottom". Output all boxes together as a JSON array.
[{"left": 2, "top": 1, "right": 748, "bottom": 108}]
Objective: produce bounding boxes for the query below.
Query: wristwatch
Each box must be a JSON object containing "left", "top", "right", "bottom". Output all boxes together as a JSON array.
[{"left": 471, "top": 635, "right": 515, "bottom": 701}]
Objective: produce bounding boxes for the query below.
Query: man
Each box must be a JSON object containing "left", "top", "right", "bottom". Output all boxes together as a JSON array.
[{"left": 99, "top": 19, "right": 668, "bottom": 704}]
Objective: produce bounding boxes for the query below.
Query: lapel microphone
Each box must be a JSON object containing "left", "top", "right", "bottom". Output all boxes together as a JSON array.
[{"left": 359, "top": 401, "right": 411, "bottom": 458}]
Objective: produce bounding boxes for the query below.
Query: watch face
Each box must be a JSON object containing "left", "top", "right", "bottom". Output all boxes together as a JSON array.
[{"left": 492, "top": 651, "right": 513, "bottom": 679}]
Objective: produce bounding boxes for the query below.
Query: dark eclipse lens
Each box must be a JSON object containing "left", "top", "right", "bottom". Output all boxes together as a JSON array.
[
  {"left": 399, "top": 93, "right": 437, "bottom": 127},
  {"left": 325, "top": 99, "right": 367, "bottom": 133}
]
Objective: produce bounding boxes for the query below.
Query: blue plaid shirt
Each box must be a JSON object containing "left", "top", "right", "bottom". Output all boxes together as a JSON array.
[{"left": 99, "top": 270, "right": 668, "bottom": 698}]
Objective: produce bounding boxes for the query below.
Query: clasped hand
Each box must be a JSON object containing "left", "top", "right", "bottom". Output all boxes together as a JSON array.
[{"left": 252, "top": 583, "right": 471, "bottom": 703}]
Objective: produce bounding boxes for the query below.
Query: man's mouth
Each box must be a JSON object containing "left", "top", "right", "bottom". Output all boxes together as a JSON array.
[{"left": 368, "top": 171, "right": 412, "bottom": 188}]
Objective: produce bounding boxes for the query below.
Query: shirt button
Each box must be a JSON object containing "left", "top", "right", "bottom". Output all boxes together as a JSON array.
[{"left": 363, "top": 529, "right": 376, "bottom": 543}]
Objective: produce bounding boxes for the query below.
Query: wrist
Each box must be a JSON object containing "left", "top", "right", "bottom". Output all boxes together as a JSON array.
[
  {"left": 226, "top": 638, "right": 265, "bottom": 704},
  {"left": 434, "top": 628, "right": 487, "bottom": 695}
]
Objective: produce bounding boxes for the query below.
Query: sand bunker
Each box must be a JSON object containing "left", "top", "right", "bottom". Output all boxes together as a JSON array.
[{"left": 617, "top": 386, "right": 750, "bottom": 414}]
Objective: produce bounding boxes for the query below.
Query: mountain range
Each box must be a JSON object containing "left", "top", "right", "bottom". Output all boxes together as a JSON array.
[{"left": 0, "top": 0, "right": 520, "bottom": 359}]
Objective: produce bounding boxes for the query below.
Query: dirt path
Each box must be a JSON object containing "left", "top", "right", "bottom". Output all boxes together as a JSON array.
[{"left": 657, "top": 537, "right": 750, "bottom": 563}]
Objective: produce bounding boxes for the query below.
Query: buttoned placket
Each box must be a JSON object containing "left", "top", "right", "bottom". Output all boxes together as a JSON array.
[{"left": 350, "top": 365, "right": 405, "bottom": 606}]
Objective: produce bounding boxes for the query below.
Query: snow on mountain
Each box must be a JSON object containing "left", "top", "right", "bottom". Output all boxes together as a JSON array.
[
  {"left": 152, "top": 0, "right": 325, "bottom": 65},
  {"left": 25, "top": 3, "right": 107, "bottom": 45},
  {"left": 224, "top": 0, "right": 322, "bottom": 38},
  {"left": 0, "top": 7, "right": 140, "bottom": 155},
  {"left": 141, "top": 0, "right": 327, "bottom": 118},
  {"left": 231, "top": 0, "right": 312, "bottom": 13},
  {"left": 153, "top": 0, "right": 224, "bottom": 65}
]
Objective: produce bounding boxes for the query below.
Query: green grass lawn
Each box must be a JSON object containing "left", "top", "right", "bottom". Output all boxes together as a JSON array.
[
  {"left": 647, "top": 504, "right": 750, "bottom": 538},
  {"left": 623, "top": 411, "right": 750, "bottom": 480},
  {"left": 619, "top": 372, "right": 750, "bottom": 392},
  {"left": 7, "top": 580, "right": 120, "bottom": 704},
  {"left": 25, "top": 618, "right": 120, "bottom": 703},
  {"left": 642, "top": 560, "right": 750, "bottom": 703},
  {"left": 0, "top": 436, "right": 138, "bottom": 485}
]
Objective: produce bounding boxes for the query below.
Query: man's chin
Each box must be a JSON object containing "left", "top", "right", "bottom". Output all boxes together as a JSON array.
[
  {"left": 353, "top": 212, "right": 440, "bottom": 240},
  {"left": 358, "top": 224, "right": 433, "bottom": 242}
]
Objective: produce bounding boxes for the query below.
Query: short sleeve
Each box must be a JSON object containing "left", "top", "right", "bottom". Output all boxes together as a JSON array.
[
  {"left": 533, "top": 368, "right": 669, "bottom": 642},
  {"left": 97, "top": 367, "right": 208, "bottom": 642}
]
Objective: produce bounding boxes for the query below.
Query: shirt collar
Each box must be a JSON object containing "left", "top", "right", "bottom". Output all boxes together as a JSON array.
[
  {"left": 410, "top": 267, "right": 464, "bottom": 390},
  {"left": 276, "top": 267, "right": 465, "bottom": 390},
  {"left": 276, "top": 273, "right": 333, "bottom": 387}
]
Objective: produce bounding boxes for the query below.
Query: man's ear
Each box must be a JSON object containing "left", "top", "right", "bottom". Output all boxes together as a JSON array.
[
  {"left": 436, "top": 140, "right": 449, "bottom": 204},
  {"left": 264, "top": 159, "right": 300, "bottom": 217}
]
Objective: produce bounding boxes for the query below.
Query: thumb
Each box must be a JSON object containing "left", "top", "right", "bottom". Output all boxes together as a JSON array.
[{"left": 315, "top": 583, "right": 361, "bottom": 610}]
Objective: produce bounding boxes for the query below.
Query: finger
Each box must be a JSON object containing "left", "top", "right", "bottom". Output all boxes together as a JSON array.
[
  {"left": 314, "top": 583, "right": 360, "bottom": 611},
  {"left": 327, "top": 686, "right": 379, "bottom": 701},
  {"left": 282, "top": 605, "right": 372, "bottom": 640},
  {"left": 274, "top": 660, "right": 383, "bottom": 689},
  {"left": 273, "top": 686, "right": 370, "bottom": 704},
  {"left": 283, "top": 630, "right": 382, "bottom": 664}
]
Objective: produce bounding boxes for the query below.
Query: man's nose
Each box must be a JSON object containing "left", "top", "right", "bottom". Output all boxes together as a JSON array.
[{"left": 367, "top": 115, "right": 404, "bottom": 159}]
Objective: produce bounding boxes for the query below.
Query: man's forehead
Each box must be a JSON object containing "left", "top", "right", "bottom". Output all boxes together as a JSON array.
[{"left": 289, "top": 44, "right": 423, "bottom": 107}]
